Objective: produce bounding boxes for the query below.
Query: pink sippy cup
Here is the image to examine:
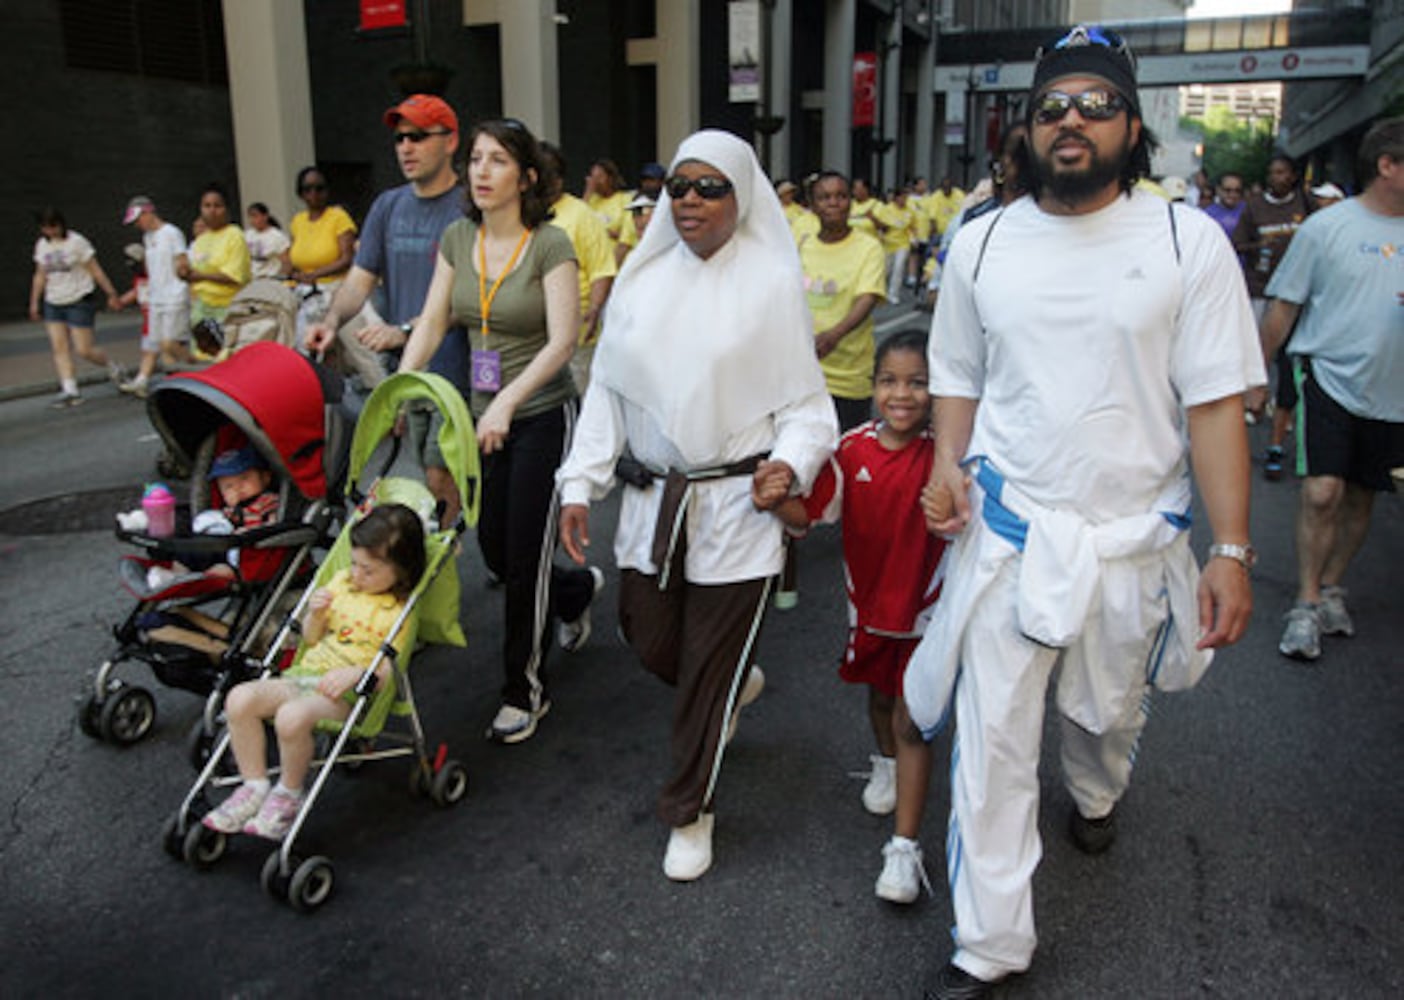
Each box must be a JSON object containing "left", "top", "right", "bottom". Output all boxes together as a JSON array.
[{"left": 142, "top": 483, "right": 176, "bottom": 538}]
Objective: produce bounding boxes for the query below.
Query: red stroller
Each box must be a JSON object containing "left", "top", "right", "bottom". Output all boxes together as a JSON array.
[{"left": 79, "top": 343, "right": 347, "bottom": 754}]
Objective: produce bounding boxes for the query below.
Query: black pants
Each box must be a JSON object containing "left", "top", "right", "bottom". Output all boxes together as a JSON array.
[{"left": 477, "top": 402, "right": 595, "bottom": 711}]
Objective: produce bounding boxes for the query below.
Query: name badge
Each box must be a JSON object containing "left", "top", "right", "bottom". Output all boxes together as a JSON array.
[{"left": 471, "top": 349, "right": 502, "bottom": 392}]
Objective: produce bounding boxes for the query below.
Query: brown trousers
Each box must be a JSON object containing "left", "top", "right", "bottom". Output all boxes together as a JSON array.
[{"left": 619, "top": 565, "right": 769, "bottom": 828}]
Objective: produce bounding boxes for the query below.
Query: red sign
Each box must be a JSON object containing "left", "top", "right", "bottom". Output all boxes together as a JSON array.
[
  {"left": 360, "top": 0, "right": 407, "bottom": 32},
  {"left": 853, "top": 52, "right": 877, "bottom": 128}
]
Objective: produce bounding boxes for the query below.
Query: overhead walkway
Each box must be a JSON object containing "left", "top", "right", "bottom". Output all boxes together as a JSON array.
[{"left": 934, "top": 8, "right": 1374, "bottom": 93}]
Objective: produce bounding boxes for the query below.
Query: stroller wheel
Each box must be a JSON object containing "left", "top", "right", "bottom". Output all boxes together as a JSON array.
[
  {"left": 289, "top": 855, "right": 335, "bottom": 913},
  {"left": 76, "top": 695, "right": 104, "bottom": 740},
  {"left": 430, "top": 760, "right": 469, "bottom": 807},
  {"left": 182, "top": 822, "right": 227, "bottom": 870},
  {"left": 407, "top": 763, "right": 431, "bottom": 798},
  {"left": 185, "top": 719, "right": 220, "bottom": 772},
  {"left": 261, "top": 851, "right": 291, "bottom": 901},
  {"left": 99, "top": 686, "right": 157, "bottom": 745}
]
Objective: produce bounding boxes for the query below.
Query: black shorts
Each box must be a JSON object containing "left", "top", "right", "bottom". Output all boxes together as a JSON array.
[
  {"left": 1275, "top": 349, "right": 1298, "bottom": 410},
  {"left": 1299, "top": 364, "right": 1404, "bottom": 491}
]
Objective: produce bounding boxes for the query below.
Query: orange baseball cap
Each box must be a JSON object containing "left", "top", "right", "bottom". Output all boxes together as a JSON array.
[{"left": 384, "top": 94, "right": 458, "bottom": 132}]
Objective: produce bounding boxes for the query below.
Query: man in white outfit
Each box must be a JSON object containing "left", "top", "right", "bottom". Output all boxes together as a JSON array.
[{"left": 905, "top": 25, "right": 1263, "bottom": 999}]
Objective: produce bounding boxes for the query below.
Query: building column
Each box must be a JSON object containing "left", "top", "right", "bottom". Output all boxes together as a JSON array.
[
  {"left": 824, "top": 0, "right": 855, "bottom": 175},
  {"left": 464, "top": 0, "right": 560, "bottom": 138},
  {"left": 222, "top": 0, "right": 315, "bottom": 225},
  {"left": 768, "top": 0, "right": 793, "bottom": 180},
  {"left": 655, "top": 0, "right": 701, "bottom": 160},
  {"left": 880, "top": 7, "right": 902, "bottom": 191},
  {"left": 913, "top": 26, "right": 935, "bottom": 187}
]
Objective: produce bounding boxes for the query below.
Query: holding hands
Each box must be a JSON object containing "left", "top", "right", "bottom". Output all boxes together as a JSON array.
[{"left": 751, "top": 459, "right": 795, "bottom": 511}]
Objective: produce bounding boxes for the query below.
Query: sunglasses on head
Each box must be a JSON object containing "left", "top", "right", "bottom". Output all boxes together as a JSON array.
[
  {"left": 1037, "top": 24, "right": 1136, "bottom": 69},
  {"left": 1032, "top": 89, "right": 1127, "bottom": 124},
  {"left": 394, "top": 129, "right": 452, "bottom": 145},
  {"left": 664, "top": 175, "right": 734, "bottom": 201}
]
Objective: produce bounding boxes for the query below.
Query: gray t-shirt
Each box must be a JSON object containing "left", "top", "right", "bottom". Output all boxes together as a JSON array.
[
  {"left": 1268, "top": 198, "right": 1404, "bottom": 422},
  {"left": 356, "top": 183, "right": 469, "bottom": 393}
]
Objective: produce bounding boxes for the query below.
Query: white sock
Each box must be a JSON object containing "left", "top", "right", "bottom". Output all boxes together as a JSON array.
[
  {"left": 61, "top": 378, "right": 78, "bottom": 395},
  {"left": 273, "top": 782, "right": 303, "bottom": 799},
  {"left": 246, "top": 777, "right": 270, "bottom": 794}
]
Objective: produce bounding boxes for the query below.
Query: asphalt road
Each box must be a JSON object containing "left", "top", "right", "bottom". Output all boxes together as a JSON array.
[{"left": 1, "top": 318, "right": 1400, "bottom": 998}]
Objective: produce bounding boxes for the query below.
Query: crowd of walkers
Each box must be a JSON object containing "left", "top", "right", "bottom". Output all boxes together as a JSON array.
[{"left": 25, "top": 19, "right": 1402, "bottom": 999}]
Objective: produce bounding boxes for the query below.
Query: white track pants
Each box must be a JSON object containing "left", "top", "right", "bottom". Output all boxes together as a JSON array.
[{"left": 946, "top": 559, "right": 1157, "bottom": 982}]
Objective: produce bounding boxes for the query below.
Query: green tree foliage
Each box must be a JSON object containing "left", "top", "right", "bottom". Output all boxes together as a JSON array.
[{"left": 1181, "top": 104, "right": 1277, "bottom": 184}]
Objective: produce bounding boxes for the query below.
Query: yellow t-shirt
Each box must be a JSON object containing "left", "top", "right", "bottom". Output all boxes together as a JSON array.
[
  {"left": 798, "top": 229, "right": 887, "bottom": 399},
  {"left": 849, "top": 198, "right": 881, "bottom": 239},
  {"left": 292, "top": 569, "right": 408, "bottom": 677},
  {"left": 617, "top": 209, "right": 640, "bottom": 251},
  {"left": 585, "top": 190, "right": 630, "bottom": 242},
  {"left": 548, "top": 194, "right": 618, "bottom": 338},
  {"left": 288, "top": 206, "right": 358, "bottom": 284},
  {"left": 782, "top": 202, "right": 807, "bottom": 227},
  {"left": 188, "top": 226, "right": 251, "bottom": 309},
  {"left": 873, "top": 201, "right": 916, "bottom": 254},
  {"left": 926, "top": 188, "right": 966, "bottom": 236},
  {"left": 790, "top": 210, "right": 820, "bottom": 242}
]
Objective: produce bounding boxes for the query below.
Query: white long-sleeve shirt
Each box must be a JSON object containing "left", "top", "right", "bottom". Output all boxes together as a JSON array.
[{"left": 558, "top": 382, "right": 837, "bottom": 584}]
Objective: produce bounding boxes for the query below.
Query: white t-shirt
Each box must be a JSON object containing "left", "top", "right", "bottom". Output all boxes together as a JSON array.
[
  {"left": 1267, "top": 198, "right": 1404, "bottom": 422},
  {"left": 143, "top": 223, "right": 189, "bottom": 308},
  {"left": 931, "top": 188, "right": 1264, "bottom": 522},
  {"left": 33, "top": 232, "right": 96, "bottom": 305},
  {"left": 244, "top": 225, "right": 291, "bottom": 280}
]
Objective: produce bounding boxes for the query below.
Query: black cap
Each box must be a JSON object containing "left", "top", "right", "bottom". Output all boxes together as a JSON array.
[{"left": 1031, "top": 25, "right": 1140, "bottom": 118}]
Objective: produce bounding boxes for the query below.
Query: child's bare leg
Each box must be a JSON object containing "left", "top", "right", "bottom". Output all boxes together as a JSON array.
[
  {"left": 892, "top": 696, "right": 933, "bottom": 840},
  {"left": 224, "top": 678, "right": 299, "bottom": 781},
  {"left": 45, "top": 322, "right": 76, "bottom": 382},
  {"left": 273, "top": 692, "right": 351, "bottom": 790},
  {"left": 69, "top": 325, "right": 111, "bottom": 368},
  {"left": 868, "top": 687, "right": 897, "bottom": 758}
]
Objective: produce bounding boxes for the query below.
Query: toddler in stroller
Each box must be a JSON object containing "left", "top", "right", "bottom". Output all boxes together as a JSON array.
[
  {"left": 202, "top": 503, "right": 424, "bottom": 840},
  {"left": 80, "top": 342, "right": 345, "bottom": 748}
]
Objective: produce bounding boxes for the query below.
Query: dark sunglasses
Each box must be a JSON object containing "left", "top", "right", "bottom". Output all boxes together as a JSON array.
[
  {"left": 299, "top": 182, "right": 327, "bottom": 193},
  {"left": 664, "top": 175, "right": 734, "bottom": 201},
  {"left": 1032, "top": 89, "right": 1127, "bottom": 124},
  {"left": 394, "top": 129, "right": 452, "bottom": 145}
]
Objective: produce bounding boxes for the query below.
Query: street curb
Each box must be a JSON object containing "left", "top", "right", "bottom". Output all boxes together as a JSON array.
[{"left": 0, "top": 370, "right": 112, "bottom": 403}]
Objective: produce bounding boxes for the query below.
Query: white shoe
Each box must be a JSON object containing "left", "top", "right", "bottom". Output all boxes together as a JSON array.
[
  {"left": 725, "top": 666, "right": 765, "bottom": 744},
  {"left": 558, "top": 566, "right": 605, "bottom": 652},
  {"left": 875, "top": 835, "right": 932, "bottom": 904},
  {"left": 861, "top": 754, "right": 897, "bottom": 815},
  {"left": 663, "top": 813, "right": 714, "bottom": 881},
  {"left": 486, "top": 701, "right": 550, "bottom": 743}
]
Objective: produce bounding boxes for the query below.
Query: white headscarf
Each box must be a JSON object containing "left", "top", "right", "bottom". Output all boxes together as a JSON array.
[{"left": 592, "top": 129, "right": 826, "bottom": 466}]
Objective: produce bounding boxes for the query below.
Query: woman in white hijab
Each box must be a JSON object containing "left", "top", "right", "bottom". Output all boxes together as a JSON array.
[{"left": 557, "top": 129, "right": 837, "bottom": 881}]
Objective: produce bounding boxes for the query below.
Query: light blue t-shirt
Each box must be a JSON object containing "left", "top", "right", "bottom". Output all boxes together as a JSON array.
[{"left": 1267, "top": 198, "right": 1404, "bottom": 421}]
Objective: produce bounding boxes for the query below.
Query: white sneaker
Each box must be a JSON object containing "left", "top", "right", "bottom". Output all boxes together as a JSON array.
[
  {"left": 486, "top": 701, "right": 551, "bottom": 743},
  {"left": 558, "top": 566, "right": 605, "bottom": 652},
  {"left": 861, "top": 754, "right": 897, "bottom": 815},
  {"left": 663, "top": 813, "right": 714, "bottom": 881},
  {"left": 875, "top": 835, "right": 931, "bottom": 904},
  {"left": 108, "top": 362, "right": 128, "bottom": 386},
  {"left": 1279, "top": 603, "right": 1322, "bottom": 661},
  {"left": 1318, "top": 585, "right": 1355, "bottom": 637},
  {"left": 119, "top": 377, "right": 148, "bottom": 399},
  {"left": 725, "top": 666, "right": 766, "bottom": 744}
]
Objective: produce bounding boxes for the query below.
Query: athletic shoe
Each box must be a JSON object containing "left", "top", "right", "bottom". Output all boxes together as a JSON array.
[
  {"left": 663, "top": 812, "right": 714, "bottom": 881},
  {"left": 1279, "top": 603, "right": 1322, "bottom": 661},
  {"left": 724, "top": 666, "right": 766, "bottom": 744},
  {"left": 50, "top": 391, "right": 83, "bottom": 409},
  {"left": 118, "top": 378, "right": 148, "bottom": 399},
  {"left": 925, "top": 962, "right": 1000, "bottom": 1000},
  {"left": 1263, "top": 445, "right": 1285, "bottom": 481},
  {"left": 487, "top": 701, "right": 551, "bottom": 744},
  {"left": 202, "top": 782, "right": 268, "bottom": 833},
  {"left": 1069, "top": 806, "right": 1117, "bottom": 855},
  {"left": 243, "top": 786, "right": 303, "bottom": 840},
  {"left": 861, "top": 754, "right": 897, "bottom": 816},
  {"left": 558, "top": 566, "right": 605, "bottom": 653},
  {"left": 875, "top": 835, "right": 932, "bottom": 904},
  {"left": 108, "top": 362, "right": 128, "bottom": 386},
  {"left": 1318, "top": 585, "right": 1355, "bottom": 637}
]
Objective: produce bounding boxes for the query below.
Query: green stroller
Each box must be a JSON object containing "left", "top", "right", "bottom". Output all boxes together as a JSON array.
[{"left": 163, "top": 371, "right": 480, "bottom": 912}]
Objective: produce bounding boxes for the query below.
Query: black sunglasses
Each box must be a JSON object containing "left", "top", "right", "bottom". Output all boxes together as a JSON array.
[
  {"left": 1032, "top": 89, "right": 1127, "bottom": 124},
  {"left": 394, "top": 130, "right": 452, "bottom": 145},
  {"left": 664, "top": 175, "right": 734, "bottom": 201},
  {"left": 299, "top": 182, "right": 327, "bottom": 193}
]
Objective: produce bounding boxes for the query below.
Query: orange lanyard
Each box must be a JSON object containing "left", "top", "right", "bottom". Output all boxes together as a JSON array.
[{"left": 476, "top": 227, "right": 530, "bottom": 345}]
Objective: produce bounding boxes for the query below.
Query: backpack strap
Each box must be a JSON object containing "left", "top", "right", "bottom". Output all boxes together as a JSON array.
[
  {"left": 1167, "top": 201, "right": 1182, "bottom": 266},
  {"left": 971, "top": 205, "right": 1008, "bottom": 286}
]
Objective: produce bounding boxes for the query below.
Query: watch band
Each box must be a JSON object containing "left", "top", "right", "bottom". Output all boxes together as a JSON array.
[{"left": 1208, "top": 542, "right": 1255, "bottom": 569}]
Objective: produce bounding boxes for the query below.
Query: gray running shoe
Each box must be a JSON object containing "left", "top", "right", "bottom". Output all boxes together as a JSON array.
[
  {"left": 1318, "top": 585, "right": 1355, "bottom": 637},
  {"left": 1279, "top": 603, "right": 1322, "bottom": 661}
]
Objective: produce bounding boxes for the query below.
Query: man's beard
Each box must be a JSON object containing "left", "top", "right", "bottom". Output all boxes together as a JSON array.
[{"left": 1033, "top": 131, "right": 1130, "bottom": 204}]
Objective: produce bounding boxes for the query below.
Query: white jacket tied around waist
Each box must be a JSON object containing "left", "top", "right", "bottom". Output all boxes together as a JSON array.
[{"left": 904, "top": 458, "right": 1211, "bottom": 738}]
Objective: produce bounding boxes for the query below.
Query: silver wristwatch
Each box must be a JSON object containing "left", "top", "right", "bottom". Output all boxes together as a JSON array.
[{"left": 1208, "top": 542, "right": 1256, "bottom": 570}]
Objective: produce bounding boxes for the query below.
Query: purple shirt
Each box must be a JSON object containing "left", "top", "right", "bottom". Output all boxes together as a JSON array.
[{"left": 1203, "top": 201, "right": 1244, "bottom": 240}]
